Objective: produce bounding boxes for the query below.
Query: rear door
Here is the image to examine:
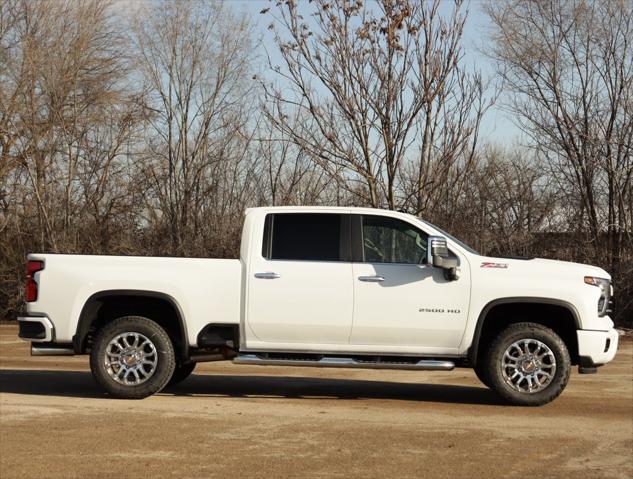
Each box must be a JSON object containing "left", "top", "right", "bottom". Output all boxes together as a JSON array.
[
  {"left": 245, "top": 213, "right": 353, "bottom": 348},
  {"left": 350, "top": 214, "right": 470, "bottom": 354}
]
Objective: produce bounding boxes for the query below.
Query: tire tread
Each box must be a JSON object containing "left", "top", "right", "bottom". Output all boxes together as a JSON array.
[
  {"left": 484, "top": 322, "right": 571, "bottom": 406},
  {"left": 89, "top": 315, "right": 176, "bottom": 399}
]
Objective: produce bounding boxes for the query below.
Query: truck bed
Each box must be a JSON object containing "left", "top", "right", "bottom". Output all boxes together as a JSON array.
[{"left": 25, "top": 254, "right": 242, "bottom": 346}]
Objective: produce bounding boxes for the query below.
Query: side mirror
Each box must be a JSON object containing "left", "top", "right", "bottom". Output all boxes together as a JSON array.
[{"left": 427, "top": 236, "right": 459, "bottom": 280}]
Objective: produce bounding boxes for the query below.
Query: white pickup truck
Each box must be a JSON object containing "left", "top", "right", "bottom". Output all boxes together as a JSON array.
[{"left": 18, "top": 207, "right": 618, "bottom": 405}]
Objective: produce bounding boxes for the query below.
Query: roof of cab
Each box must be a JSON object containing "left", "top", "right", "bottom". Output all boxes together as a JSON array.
[{"left": 244, "top": 205, "right": 416, "bottom": 217}]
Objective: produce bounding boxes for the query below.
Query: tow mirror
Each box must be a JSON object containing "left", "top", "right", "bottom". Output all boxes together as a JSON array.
[{"left": 427, "top": 236, "right": 459, "bottom": 280}]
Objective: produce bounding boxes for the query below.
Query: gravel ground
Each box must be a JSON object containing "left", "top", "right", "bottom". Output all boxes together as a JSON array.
[{"left": 1, "top": 324, "right": 631, "bottom": 479}]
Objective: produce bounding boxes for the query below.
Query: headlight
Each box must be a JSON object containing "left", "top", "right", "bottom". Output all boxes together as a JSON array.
[{"left": 584, "top": 276, "right": 612, "bottom": 317}]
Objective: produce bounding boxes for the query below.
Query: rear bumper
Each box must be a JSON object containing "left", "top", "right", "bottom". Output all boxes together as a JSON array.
[
  {"left": 577, "top": 329, "right": 619, "bottom": 367},
  {"left": 17, "top": 315, "right": 54, "bottom": 342}
]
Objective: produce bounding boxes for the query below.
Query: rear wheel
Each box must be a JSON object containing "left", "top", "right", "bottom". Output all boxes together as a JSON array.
[
  {"left": 485, "top": 322, "right": 571, "bottom": 406},
  {"left": 90, "top": 316, "right": 175, "bottom": 399},
  {"left": 168, "top": 362, "right": 196, "bottom": 386}
]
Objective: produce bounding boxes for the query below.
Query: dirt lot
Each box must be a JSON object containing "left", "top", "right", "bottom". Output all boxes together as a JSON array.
[{"left": 1, "top": 324, "right": 631, "bottom": 479}]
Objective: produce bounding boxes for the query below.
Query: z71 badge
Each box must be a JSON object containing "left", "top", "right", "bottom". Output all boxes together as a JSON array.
[{"left": 481, "top": 262, "right": 508, "bottom": 269}]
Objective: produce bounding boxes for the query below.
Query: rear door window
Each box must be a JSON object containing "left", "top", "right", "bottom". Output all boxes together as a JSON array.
[{"left": 263, "top": 213, "right": 344, "bottom": 261}]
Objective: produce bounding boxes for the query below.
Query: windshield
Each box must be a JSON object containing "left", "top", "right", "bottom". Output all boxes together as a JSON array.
[{"left": 419, "top": 219, "right": 480, "bottom": 255}]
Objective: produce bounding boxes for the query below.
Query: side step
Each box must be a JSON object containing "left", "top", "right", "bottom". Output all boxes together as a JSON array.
[
  {"left": 31, "top": 345, "right": 75, "bottom": 356},
  {"left": 233, "top": 354, "right": 454, "bottom": 371}
]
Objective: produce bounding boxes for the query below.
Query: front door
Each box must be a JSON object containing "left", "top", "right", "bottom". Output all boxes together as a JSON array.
[
  {"left": 246, "top": 213, "right": 353, "bottom": 348},
  {"left": 350, "top": 214, "right": 471, "bottom": 354}
]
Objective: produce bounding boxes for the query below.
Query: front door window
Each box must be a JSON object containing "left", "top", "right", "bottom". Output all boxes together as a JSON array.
[{"left": 362, "top": 215, "right": 427, "bottom": 264}]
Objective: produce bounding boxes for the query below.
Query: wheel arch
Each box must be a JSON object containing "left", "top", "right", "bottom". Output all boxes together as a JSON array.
[
  {"left": 469, "top": 297, "right": 581, "bottom": 366},
  {"left": 73, "top": 290, "right": 189, "bottom": 360}
]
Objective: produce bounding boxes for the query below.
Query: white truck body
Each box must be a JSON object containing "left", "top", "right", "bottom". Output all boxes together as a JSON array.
[{"left": 18, "top": 206, "right": 619, "bottom": 404}]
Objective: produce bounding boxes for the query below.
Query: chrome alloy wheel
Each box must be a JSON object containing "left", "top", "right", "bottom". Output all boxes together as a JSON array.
[
  {"left": 104, "top": 332, "right": 158, "bottom": 386},
  {"left": 501, "top": 338, "right": 556, "bottom": 394}
]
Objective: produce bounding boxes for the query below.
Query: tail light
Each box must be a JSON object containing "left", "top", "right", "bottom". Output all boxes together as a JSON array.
[{"left": 26, "top": 260, "right": 44, "bottom": 302}]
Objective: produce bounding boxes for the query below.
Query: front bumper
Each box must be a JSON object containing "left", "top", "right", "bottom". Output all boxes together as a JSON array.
[
  {"left": 577, "top": 328, "right": 619, "bottom": 367},
  {"left": 17, "top": 315, "right": 54, "bottom": 342}
]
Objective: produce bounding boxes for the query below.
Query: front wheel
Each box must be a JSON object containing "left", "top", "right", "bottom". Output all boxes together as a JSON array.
[
  {"left": 474, "top": 363, "right": 492, "bottom": 388},
  {"left": 90, "top": 316, "right": 176, "bottom": 399},
  {"left": 484, "top": 322, "right": 571, "bottom": 406}
]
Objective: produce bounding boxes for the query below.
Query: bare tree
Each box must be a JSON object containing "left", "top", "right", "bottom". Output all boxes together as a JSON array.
[
  {"left": 262, "top": 0, "right": 491, "bottom": 210},
  {"left": 252, "top": 112, "right": 337, "bottom": 206},
  {"left": 486, "top": 0, "right": 633, "bottom": 277},
  {"left": 0, "top": 0, "right": 138, "bottom": 252},
  {"left": 464, "top": 146, "right": 557, "bottom": 255},
  {"left": 0, "top": 0, "right": 142, "bottom": 317},
  {"left": 1, "top": 0, "right": 630, "bottom": 326},
  {"left": 132, "top": 0, "right": 258, "bottom": 256}
]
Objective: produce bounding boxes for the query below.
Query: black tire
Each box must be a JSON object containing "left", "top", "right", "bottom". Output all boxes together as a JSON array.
[
  {"left": 474, "top": 362, "right": 492, "bottom": 388},
  {"left": 168, "top": 362, "right": 196, "bottom": 386},
  {"left": 90, "top": 316, "right": 175, "bottom": 399},
  {"left": 484, "top": 322, "right": 571, "bottom": 406}
]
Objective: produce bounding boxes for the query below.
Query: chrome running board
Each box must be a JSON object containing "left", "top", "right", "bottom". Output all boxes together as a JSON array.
[
  {"left": 233, "top": 354, "right": 454, "bottom": 371},
  {"left": 31, "top": 345, "right": 75, "bottom": 356}
]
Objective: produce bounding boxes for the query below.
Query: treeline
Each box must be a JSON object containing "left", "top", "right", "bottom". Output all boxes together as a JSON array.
[{"left": 1, "top": 0, "right": 631, "bottom": 325}]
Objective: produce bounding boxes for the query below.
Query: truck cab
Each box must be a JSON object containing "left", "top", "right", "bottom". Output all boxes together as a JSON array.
[{"left": 243, "top": 208, "right": 470, "bottom": 354}]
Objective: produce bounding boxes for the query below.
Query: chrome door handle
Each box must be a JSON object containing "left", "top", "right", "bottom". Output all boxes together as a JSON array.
[
  {"left": 254, "top": 272, "right": 280, "bottom": 279},
  {"left": 358, "top": 275, "right": 386, "bottom": 282}
]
